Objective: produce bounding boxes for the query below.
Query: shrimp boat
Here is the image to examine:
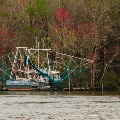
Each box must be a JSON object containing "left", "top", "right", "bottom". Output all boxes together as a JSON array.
[
  {"left": 4, "top": 42, "right": 94, "bottom": 91},
  {"left": 5, "top": 46, "right": 60, "bottom": 91}
]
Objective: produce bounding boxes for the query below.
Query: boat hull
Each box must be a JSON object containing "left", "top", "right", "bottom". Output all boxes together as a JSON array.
[{"left": 6, "top": 80, "right": 39, "bottom": 91}]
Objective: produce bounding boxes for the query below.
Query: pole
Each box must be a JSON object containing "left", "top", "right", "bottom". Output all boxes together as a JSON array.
[
  {"left": 38, "top": 42, "right": 40, "bottom": 68},
  {"left": 68, "top": 78, "right": 70, "bottom": 91},
  {"left": 102, "top": 81, "right": 103, "bottom": 92},
  {"left": 36, "top": 36, "right": 38, "bottom": 48},
  {"left": 53, "top": 75, "right": 54, "bottom": 90},
  {"left": 47, "top": 51, "right": 49, "bottom": 70}
]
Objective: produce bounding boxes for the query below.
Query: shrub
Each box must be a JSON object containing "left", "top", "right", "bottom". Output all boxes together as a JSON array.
[{"left": 104, "top": 70, "right": 120, "bottom": 91}]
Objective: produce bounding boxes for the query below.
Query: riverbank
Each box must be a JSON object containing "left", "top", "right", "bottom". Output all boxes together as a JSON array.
[{"left": 0, "top": 92, "right": 120, "bottom": 120}]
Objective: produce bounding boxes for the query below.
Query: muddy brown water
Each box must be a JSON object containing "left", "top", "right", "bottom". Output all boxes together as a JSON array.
[{"left": 0, "top": 91, "right": 120, "bottom": 120}]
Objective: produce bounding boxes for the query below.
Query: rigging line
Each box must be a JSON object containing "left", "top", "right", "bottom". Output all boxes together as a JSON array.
[
  {"left": 50, "top": 60, "right": 67, "bottom": 67},
  {"left": 55, "top": 57, "right": 67, "bottom": 66},
  {"left": 39, "top": 57, "right": 48, "bottom": 68},
  {"left": 7, "top": 54, "right": 13, "bottom": 65},
  {"left": 57, "top": 55, "right": 70, "bottom": 66},
  {"left": 19, "top": 50, "right": 23, "bottom": 71},
  {"left": 61, "top": 62, "right": 71, "bottom": 79},
  {"left": 0, "top": 68, "right": 15, "bottom": 80},
  {"left": 28, "top": 50, "right": 37, "bottom": 57},
  {"left": 0, "top": 51, "right": 13, "bottom": 58},
  {"left": 60, "top": 61, "right": 93, "bottom": 81},
  {"left": 0, "top": 77, "right": 8, "bottom": 81},
  {"left": 26, "top": 51, "right": 43, "bottom": 67},
  {"left": 55, "top": 53, "right": 92, "bottom": 68},
  {"left": 56, "top": 52, "right": 92, "bottom": 62},
  {"left": 27, "top": 53, "right": 46, "bottom": 68},
  {"left": 82, "top": 62, "right": 91, "bottom": 67},
  {"left": 69, "top": 56, "right": 78, "bottom": 66},
  {"left": 68, "top": 65, "right": 80, "bottom": 76},
  {"left": 48, "top": 51, "right": 67, "bottom": 66},
  {"left": 69, "top": 67, "right": 88, "bottom": 79}
]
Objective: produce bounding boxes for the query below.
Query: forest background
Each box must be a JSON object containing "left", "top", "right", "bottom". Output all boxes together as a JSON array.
[{"left": 0, "top": 0, "right": 120, "bottom": 91}]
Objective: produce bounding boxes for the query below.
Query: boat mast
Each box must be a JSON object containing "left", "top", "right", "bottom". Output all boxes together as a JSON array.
[{"left": 38, "top": 42, "right": 40, "bottom": 68}]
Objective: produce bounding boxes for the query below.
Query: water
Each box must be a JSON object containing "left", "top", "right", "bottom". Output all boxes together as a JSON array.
[
  {"left": 0, "top": 91, "right": 120, "bottom": 120},
  {"left": 0, "top": 90, "right": 120, "bottom": 96}
]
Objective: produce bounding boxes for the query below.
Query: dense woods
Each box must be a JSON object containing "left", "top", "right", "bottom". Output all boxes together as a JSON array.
[{"left": 0, "top": 0, "right": 120, "bottom": 91}]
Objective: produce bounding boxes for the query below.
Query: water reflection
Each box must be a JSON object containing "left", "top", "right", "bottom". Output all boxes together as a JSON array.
[{"left": 0, "top": 91, "right": 120, "bottom": 96}]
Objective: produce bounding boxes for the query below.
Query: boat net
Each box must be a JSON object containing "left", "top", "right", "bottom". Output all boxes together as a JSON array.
[{"left": 24, "top": 52, "right": 94, "bottom": 87}]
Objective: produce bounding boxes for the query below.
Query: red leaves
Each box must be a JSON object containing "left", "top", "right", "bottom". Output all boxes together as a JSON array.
[
  {"left": 0, "top": 47, "right": 2, "bottom": 55},
  {"left": 91, "top": 60, "right": 95, "bottom": 64},
  {"left": 55, "top": 7, "right": 98, "bottom": 41},
  {"left": 0, "top": 47, "right": 2, "bottom": 51},
  {"left": 0, "top": 29, "right": 4, "bottom": 34},
  {"left": 55, "top": 8, "right": 97, "bottom": 35},
  {"left": 0, "top": 28, "right": 14, "bottom": 37},
  {"left": 79, "top": 22, "right": 93, "bottom": 33},
  {"left": 78, "top": 22, "right": 97, "bottom": 37},
  {"left": 108, "top": 46, "right": 120, "bottom": 55},
  {"left": 56, "top": 7, "right": 72, "bottom": 23},
  {"left": 54, "top": 7, "right": 73, "bottom": 33},
  {"left": 0, "top": 28, "right": 15, "bottom": 55}
]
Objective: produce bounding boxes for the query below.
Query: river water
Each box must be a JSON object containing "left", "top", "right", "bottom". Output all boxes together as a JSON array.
[{"left": 0, "top": 91, "right": 120, "bottom": 120}]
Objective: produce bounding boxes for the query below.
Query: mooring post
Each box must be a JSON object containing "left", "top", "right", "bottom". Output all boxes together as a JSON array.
[{"left": 68, "top": 78, "right": 70, "bottom": 91}]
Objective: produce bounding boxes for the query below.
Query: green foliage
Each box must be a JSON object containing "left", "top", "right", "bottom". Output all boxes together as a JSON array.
[
  {"left": 0, "top": 0, "right": 8, "bottom": 5},
  {"left": 25, "top": 26, "right": 36, "bottom": 34},
  {"left": 109, "top": 1, "right": 120, "bottom": 25},
  {"left": 26, "top": 0, "right": 52, "bottom": 18},
  {"left": 0, "top": 11, "right": 9, "bottom": 18},
  {"left": 35, "top": 0, "right": 48, "bottom": 15},
  {"left": 104, "top": 70, "right": 120, "bottom": 91},
  {"left": 0, "top": 59, "right": 10, "bottom": 83},
  {"left": 26, "top": 6, "right": 35, "bottom": 15},
  {"left": 24, "top": 0, "right": 53, "bottom": 46},
  {"left": 79, "top": 73, "right": 91, "bottom": 83}
]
